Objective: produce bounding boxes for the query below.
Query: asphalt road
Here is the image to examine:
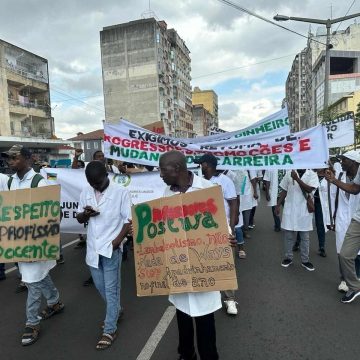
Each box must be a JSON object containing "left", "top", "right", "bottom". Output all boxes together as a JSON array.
[{"left": 0, "top": 199, "right": 359, "bottom": 360}]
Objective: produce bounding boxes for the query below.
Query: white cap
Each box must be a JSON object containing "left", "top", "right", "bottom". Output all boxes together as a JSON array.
[{"left": 342, "top": 150, "right": 360, "bottom": 163}]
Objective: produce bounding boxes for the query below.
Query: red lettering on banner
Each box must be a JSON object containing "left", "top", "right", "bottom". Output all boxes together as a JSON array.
[
  {"left": 299, "top": 139, "right": 311, "bottom": 151},
  {"left": 104, "top": 135, "right": 111, "bottom": 142},
  {"left": 283, "top": 143, "right": 293, "bottom": 152},
  {"left": 151, "top": 198, "right": 218, "bottom": 222}
]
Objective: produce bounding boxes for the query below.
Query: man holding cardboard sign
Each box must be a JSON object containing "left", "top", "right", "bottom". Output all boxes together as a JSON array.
[
  {"left": 132, "top": 150, "right": 237, "bottom": 360},
  {"left": 1, "top": 145, "right": 64, "bottom": 346}
]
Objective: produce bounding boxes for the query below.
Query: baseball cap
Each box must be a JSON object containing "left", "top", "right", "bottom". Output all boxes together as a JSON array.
[
  {"left": 341, "top": 150, "right": 360, "bottom": 163},
  {"left": 1, "top": 144, "right": 32, "bottom": 158},
  {"left": 194, "top": 153, "right": 218, "bottom": 168}
]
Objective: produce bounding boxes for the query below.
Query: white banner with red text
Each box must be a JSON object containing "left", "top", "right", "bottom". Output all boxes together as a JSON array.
[{"left": 104, "top": 121, "right": 329, "bottom": 170}]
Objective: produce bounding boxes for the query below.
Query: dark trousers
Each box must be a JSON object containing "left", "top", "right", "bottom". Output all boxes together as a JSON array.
[
  {"left": 176, "top": 309, "right": 219, "bottom": 360},
  {"left": 0, "top": 263, "right": 5, "bottom": 278},
  {"left": 249, "top": 206, "right": 256, "bottom": 226},
  {"left": 314, "top": 197, "right": 326, "bottom": 250},
  {"left": 271, "top": 206, "right": 281, "bottom": 230}
]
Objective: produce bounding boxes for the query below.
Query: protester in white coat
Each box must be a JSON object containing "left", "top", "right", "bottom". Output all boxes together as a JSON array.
[
  {"left": 275, "top": 169, "right": 319, "bottom": 271},
  {"left": 328, "top": 152, "right": 360, "bottom": 293}
]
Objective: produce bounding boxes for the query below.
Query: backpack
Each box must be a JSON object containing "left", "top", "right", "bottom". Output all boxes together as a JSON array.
[{"left": 8, "top": 173, "right": 44, "bottom": 190}]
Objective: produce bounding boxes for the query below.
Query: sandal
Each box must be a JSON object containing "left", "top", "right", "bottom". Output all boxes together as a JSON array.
[
  {"left": 238, "top": 250, "right": 247, "bottom": 259},
  {"left": 96, "top": 332, "right": 117, "bottom": 350},
  {"left": 40, "top": 301, "right": 65, "bottom": 320},
  {"left": 21, "top": 325, "right": 40, "bottom": 346}
]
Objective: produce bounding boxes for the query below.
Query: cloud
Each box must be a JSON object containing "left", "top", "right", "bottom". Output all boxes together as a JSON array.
[{"left": 0, "top": 0, "right": 359, "bottom": 139}]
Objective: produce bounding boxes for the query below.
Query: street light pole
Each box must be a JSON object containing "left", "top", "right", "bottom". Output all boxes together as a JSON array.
[{"left": 274, "top": 12, "right": 360, "bottom": 121}]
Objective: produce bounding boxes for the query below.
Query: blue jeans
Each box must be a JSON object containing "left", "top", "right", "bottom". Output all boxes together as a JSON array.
[
  {"left": 89, "top": 248, "right": 122, "bottom": 334},
  {"left": 235, "top": 227, "right": 244, "bottom": 245},
  {"left": 314, "top": 197, "right": 326, "bottom": 250},
  {"left": 25, "top": 274, "right": 59, "bottom": 326}
]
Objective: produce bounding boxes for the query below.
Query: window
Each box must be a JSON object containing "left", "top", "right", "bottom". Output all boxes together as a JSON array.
[
  {"left": 86, "top": 142, "right": 91, "bottom": 150},
  {"left": 94, "top": 141, "right": 99, "bottom": 149}
]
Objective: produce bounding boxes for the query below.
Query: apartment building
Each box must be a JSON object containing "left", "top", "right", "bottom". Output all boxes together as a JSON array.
[
  {"left": 0, "top": 39, "right": 53, "bottom": 138},
  {"left": 100, "top": 18, "right": 194, "bottom": 137}
]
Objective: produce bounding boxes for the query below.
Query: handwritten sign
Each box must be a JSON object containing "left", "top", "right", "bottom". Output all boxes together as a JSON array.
[
  {"left": 132, "top": 186, "right": 238, "bottom": 296},
  {"left": 0, "top": 186, "right": 61, "bottom": 263}
]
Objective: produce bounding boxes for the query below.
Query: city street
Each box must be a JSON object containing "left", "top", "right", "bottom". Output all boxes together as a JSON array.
[{"left": 0, "top": 199, "right": 359, "bottom": 360}]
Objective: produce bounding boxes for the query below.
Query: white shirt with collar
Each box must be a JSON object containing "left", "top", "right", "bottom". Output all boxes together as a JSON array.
[
  {"left": 164, "top": 173, "right": 222, "bottom": 317},
  {"left": 0, "top": 173, "right": 8, "bottom": 191},
  {"left": 9, "top": 168, "right": 57, "bottom": 283},
  {"left": 79, "top": 181, "right": 132, "bottom": 269},
  {"left": 279, "top": 170, "right": 320, "bottom": 231}
]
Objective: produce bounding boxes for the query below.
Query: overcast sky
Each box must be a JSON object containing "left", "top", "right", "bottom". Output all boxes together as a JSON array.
[{"left": 1, "top": 0, "right": 359, "bottom": 139}]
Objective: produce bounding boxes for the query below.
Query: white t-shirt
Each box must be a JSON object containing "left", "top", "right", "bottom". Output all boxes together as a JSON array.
[
  {"left": 237, "top": 170, "right": 258, "bottom": 211},
  {"left": 279, "top": 170, "right": 319, "bottom": 231},
  {"left": 164, "top": 174, "right": 222, "bottom": 317},
  {"left": 9, "top": 169, "right": 56, "bottom": 283},
  {"left": 79, "top": 182, "right": 132, "bottom": 268},
  {"left": 209, "top": 173, "right": 237, "bottom": 222}
]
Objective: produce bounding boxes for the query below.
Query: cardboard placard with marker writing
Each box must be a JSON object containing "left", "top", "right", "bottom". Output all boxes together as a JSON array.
[
  {"left": 132, "top": 186, "right": 238, "bottom": 296},
  {"left": 0, "top": 186, "right": 61, "bottom": 263}
]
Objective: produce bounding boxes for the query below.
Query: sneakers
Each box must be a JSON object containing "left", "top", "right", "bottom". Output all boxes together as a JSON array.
[
  {"left": 248, "top": 224, "right": 255, "bottom": 229},
  {"left": 318, "top": 248, "right": 327, "bottom": 257},
  {"left": 338, "top": 281, "right": 349, "bottom": 293},
  {"left": 224, "top": 300, "right": 238, "bottom": 315},
  {"left": 238, "top": 250, "right": 246, "bottom": 259},
  {"left": 281, "top": 258, "right": 293, "bottom": 268},
  {"left": 341, "top": 290, "right": 360, "bottom": 304},
  {"left": 301, "top": 262, "right": 315, "bottom": 271}
]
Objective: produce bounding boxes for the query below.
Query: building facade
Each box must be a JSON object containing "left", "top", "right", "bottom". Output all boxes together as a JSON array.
[
  {"left": 100, "top": 18, "right": 193, "bottom": 137},
  {"left": 192, "top": 87, "right": 218, "bottom": 123},
  {"left": 68, "top": 129, "right": 103, "bottom": 162},
  {"left": 328, "top": 90, "right": 360, "bottom": 115},
  {"left": 192, "top": 104, "right": 216, "bottom": 136},
  {"left": 286, "top": 23, "right": 360, "bottom": 129},
  {"left": 0, "top": 39, "right": 53, "bottom": 138}
]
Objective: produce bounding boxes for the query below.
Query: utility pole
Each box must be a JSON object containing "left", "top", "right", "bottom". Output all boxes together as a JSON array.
[{"left": 274, "top": 12, "right": 360, "bottom": 120}]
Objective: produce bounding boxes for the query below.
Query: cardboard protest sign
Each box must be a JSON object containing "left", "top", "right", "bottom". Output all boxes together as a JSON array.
[
  {"left": 0, "top": 185, "right": 61, "bottom": 263},
  {"left": 132, "top": 186, "right": 238, "bottom": 297}
]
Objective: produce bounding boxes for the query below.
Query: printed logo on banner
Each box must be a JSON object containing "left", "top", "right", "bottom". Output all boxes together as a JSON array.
[
  {"left": 112, "top": 174, "right": 131, "bottom": 187},
  {"left": 47, "top": 173, "right": 57, "bottom": 181}
]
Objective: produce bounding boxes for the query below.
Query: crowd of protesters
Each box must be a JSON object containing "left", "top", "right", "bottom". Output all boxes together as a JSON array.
[{"left": 1, "top": 145, "right": 360, "bottom": 359}]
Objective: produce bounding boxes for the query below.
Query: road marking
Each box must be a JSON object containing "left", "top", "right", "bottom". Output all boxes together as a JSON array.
[
  {"left": 4, "top": 238, "right": 80, "bottom": 274},
  {"left": 136, "top": 305, "right": 176, "bottom": 360}
]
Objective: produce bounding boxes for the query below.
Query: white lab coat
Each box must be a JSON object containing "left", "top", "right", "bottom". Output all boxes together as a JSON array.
[
  {"left": 318, "top": 177, "right": 331, "bottom": 233},
  {"left": 280, "top": 170, "right": 319, "bottom": 231},
  {"left": 330, "top": 171, "right": 360, "bottom": 253},
  {"left": 263, "top": 170, "right": 278, "bottom": 207}
]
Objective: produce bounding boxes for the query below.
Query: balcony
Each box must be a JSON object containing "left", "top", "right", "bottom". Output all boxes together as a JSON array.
[
  {"left": 10, "top": 116, "right": 53, "bottom": 139},
  {"left": 8, "top": 99, "right": 50, "bottom": 118},
  {"left": 6, "top": 67, "right": 48, "bottom": 91}
]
